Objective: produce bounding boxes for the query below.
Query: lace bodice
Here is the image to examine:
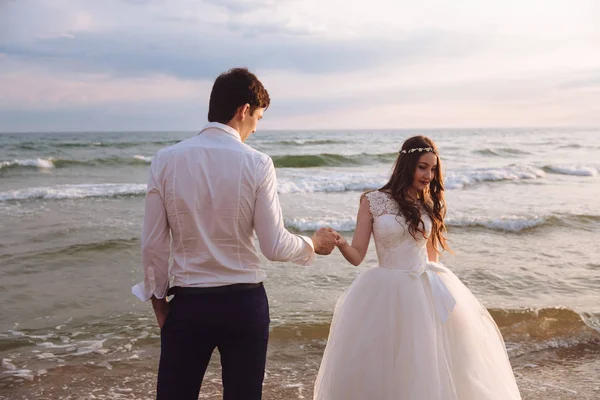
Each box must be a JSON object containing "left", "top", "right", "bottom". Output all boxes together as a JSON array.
[{"left": 364, "top": 191, "right": 431, "bottom": 270}]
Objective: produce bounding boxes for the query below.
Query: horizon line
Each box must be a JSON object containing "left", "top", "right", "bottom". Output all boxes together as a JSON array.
[{"left": 1, "top": 125, "right": 599, "bottom": 134}]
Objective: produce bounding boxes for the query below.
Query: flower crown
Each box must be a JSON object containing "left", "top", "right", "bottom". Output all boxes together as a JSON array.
[{"left": 399, "top": 147, "right": 436, "bottom": 154}]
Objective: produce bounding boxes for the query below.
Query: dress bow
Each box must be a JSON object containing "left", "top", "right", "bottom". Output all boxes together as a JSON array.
[{"left": 409, "top": 262, "right": 456, "bottom": 323}]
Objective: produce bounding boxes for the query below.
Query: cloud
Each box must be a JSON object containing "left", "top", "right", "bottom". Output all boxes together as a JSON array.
[
  {"left": 0, "top": 104, "right": 206, "bottom": 132},
  {"left": 120, "top": 0, "right": 155, "bottom": 4},
  {"left": 558, "top": 70, "right": 600, "bottom": 89},
  {"left": 0, "top": 1, "right": 95, "bottom": 43},
  {"left": 0, "top": 26, "right": 482, "bottom": 80},
  {"left": 0, "top": 67, "right": 211, "bottom": 110},
  {"left": 203, "top": 0, "right": 280, "bottom": 15},
  {"left": 0, "top": 0, "right": 599, "bottom": 131}
]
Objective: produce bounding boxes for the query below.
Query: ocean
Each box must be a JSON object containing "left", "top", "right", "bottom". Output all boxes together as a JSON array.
[{"left": 1, "top": 128, "right": 599, "bottom": 399}]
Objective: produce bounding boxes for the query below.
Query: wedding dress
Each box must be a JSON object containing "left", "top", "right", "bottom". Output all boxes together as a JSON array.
[{"left": 313, "top": 191, "right": 521, "bottom": 400}]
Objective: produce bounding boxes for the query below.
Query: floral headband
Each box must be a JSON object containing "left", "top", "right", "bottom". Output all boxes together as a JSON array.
[{"left": 399, "top": 147, "right": 436, "bottom": 155}]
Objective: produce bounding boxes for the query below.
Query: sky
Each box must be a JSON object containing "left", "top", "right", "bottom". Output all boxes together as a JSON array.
[{"left": 0, "top": 0, "right": 599, "bottom": 131}]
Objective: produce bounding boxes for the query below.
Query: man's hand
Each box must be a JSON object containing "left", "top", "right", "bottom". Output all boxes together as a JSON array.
[
  {"left": 311, "top": 227, "right": 338, "bottom": 255},
  {"left": 151, "top": 296, "right": 170, "bottom": 329}
]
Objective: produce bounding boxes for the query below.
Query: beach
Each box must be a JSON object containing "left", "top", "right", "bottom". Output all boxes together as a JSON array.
[
  {"left": 2, "top": 333, "right": 599, "bottom": 399},
  {"left": 1, "top": 128, "right": 599, "bottom": 399}
]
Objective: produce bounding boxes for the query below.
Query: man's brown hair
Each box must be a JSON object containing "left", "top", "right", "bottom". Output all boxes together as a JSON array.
[{"left": 208, "top": 68, "right": 270, "bottom": 124}]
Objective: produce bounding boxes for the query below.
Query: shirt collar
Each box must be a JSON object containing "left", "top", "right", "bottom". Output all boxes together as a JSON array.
[{"left": 199, "top": 122, "right": 241, "bottom": 141}]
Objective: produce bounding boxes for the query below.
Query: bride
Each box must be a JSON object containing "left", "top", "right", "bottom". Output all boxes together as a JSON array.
[{"left": 313, "top": 136, "right": 522, "bottom": 399}]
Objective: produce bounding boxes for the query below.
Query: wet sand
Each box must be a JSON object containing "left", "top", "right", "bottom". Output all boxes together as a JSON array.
[{"left": 1, "top": 339, "right": 598, "bottom": 399}]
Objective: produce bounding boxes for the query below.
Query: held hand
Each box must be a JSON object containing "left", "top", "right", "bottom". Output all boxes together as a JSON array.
[
  {"left": 311, "top": 227, "right": 338, "bottom": 255},
  {"left": 334, "top": 231, "right": 347, "bottom": 247}
]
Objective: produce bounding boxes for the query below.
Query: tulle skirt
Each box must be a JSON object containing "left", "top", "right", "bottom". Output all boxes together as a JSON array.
[{"left": 313, "top": 263, "right": 522, "bottom": 400}]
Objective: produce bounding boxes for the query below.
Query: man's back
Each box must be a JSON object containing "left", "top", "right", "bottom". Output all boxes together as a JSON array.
[
  {"left": 133, "top": 123, "right": 314, "bottom": 301},
  {"left": 155, "top": 124, "right": 268, "bottom": 285}
]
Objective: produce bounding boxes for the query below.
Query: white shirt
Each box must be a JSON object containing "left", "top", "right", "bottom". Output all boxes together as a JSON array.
[{"left": 132, "top": 123, "right": 315, "bottom": 301}]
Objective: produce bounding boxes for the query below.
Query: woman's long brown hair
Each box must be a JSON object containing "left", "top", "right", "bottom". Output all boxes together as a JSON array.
[{"left": 379, "top": 135, "right": 450, "bottom": 253}]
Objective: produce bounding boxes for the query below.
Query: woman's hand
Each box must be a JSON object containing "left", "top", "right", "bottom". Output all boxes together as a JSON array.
[{"left": 334, "top": 231, "right": 347, "bottom": 247}]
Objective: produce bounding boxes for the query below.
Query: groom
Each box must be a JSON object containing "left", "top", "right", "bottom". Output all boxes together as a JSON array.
[{"left": 132, "top": 67, "right": 338, "bottom": 399}]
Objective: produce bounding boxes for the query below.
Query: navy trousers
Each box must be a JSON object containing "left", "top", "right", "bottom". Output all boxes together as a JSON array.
[{"left": 156, "top": 285, "right": 270, "bottom": 400}]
